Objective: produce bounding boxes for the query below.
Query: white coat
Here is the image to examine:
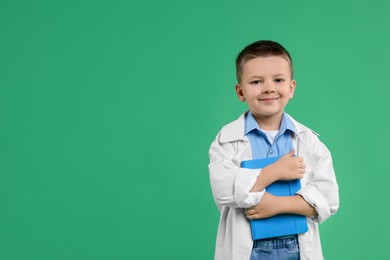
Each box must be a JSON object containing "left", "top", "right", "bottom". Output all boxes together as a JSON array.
[{"left": 209, "top": 112, "right": 339, "bottom": 260}]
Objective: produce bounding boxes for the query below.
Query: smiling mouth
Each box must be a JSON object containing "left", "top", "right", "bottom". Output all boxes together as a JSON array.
[{"left": 259, "top": 97, "right": 280, "bottom": 101}]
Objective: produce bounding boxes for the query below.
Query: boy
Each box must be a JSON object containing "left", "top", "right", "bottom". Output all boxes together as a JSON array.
[{"left": 208, "top": 40, "right": 339, "bottom": 260}]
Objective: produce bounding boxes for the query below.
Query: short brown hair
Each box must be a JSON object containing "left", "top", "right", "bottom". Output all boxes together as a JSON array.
[{"left": 235, "top": 40, "right": 293, "bottom": 82}]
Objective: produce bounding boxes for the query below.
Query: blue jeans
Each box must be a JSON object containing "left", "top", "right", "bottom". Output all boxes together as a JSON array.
[{"left": 250, "top": 235, "right": 300, "bottom": 260}]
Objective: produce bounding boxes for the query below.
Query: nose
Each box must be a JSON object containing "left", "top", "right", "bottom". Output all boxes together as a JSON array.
[{"left": 261, "top": 82, "right": 276, "bottom": 94}]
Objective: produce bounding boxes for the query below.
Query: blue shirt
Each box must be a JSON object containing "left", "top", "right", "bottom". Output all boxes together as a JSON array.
[{"left": 244, "top": 112, "right": 296, "bottom": 159}]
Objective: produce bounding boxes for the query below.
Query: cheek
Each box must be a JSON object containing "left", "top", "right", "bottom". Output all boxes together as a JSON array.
[
  {"left": 243, "top": 90, "right": 255, "bottom": 99},
  {"left": 282, "top": 88, "right": 294, "bottom": 98},
  {"left": 247, "top": 87, "right": 262, "bottom": 96}
]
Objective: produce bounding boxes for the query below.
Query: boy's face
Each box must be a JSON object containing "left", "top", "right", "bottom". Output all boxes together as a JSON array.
[{"left": 236, "top": 56, "right": 296, "bottom": 125}]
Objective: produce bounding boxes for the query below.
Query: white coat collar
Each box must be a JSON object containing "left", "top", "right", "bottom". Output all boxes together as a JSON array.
[{"left": 219, "top": 111, "right": 319, "bottom": 144}]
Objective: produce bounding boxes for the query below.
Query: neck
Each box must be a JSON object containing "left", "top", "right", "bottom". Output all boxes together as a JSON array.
[{"left": 254, "top": 113, "right": 283, "bottom": 131}]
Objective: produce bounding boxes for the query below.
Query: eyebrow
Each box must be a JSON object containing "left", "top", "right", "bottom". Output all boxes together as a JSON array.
[
  {"left": 273, "top": 74, "right": 288, "bottom": 77},
  {"left": 248, "top": 74, "right": 287, "bottom": 79},
  {"left": 248, "top": 75, "right": 263, "bottom": 79}
]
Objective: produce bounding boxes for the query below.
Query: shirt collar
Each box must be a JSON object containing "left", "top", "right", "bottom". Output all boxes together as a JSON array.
[{"left": 244, "top": 112, "right": 296, "bottom": 135}]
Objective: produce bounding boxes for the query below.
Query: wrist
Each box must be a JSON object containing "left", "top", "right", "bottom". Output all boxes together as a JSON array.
[{"left": 264, "top": 164, "right": 280, "bottom": 183}]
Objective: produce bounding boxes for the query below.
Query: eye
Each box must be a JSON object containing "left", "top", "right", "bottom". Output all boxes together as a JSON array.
[
  {"left": 274, "top": 78, "right": 285, "bottom": 83},
  {"left": 250, "top": 80, "right": 262, "bottom": 85}
]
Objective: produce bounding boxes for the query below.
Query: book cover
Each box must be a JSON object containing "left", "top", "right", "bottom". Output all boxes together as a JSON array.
[{"left": 241, "top": 156, "right": 308, "bottom": 240}]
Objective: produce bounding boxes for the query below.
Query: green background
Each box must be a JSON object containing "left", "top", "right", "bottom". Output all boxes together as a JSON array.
[{"left": 1, "top": 0, "right": 388, "bottom": 259}]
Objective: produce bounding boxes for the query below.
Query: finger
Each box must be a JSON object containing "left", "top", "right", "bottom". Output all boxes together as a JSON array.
[
  {"left": 282, "top": 150, "right": 295, "bottom": 158},
  {"left": 247, "top": 213, "right": 260, "bottom": 219},
  {"left": 245, "top": 207, "right": 255, "bottom": 212},
  {"left": 246, "top": 208, "right": 256, "bottom": 215},
  {"left": 298, "top": 162, "right": 306, "bottom": 169}
]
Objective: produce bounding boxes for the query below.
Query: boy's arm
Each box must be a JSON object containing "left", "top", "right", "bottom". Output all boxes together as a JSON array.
[
  {"left": 245, "top": 192, "right": 317, "bottom": 219},
  {"left": 296, "top": 142, "right": 339, "bottom": 223},
  {"left": 247, "top": 142, "right": 339, "bottom": 222},
  {"left": 246, "top": 150, "right": 313, "bottom": 219},
  {"left": 209, "top": 133, "right": 265, "bottom": 209}
]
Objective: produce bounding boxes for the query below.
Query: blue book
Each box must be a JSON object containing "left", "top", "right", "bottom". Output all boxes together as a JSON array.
[{"left": 241, "top": 156, "right": 308, "bottom": 240}]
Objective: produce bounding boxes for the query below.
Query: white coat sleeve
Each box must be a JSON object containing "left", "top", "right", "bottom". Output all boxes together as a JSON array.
[
  {"left": 208, "top": 133, "right": 265, "bottom": 209},
  {"left": 297, "top": 142, "right": 339, "bottom": 223}
]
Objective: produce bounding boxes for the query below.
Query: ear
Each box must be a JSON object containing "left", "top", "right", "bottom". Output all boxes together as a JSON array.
[
  {"left": 235, "top": 84, "right": 246, "bottom": 102},
  {"left": 289, "top": 80, "right": 296, "bottom": 99}
]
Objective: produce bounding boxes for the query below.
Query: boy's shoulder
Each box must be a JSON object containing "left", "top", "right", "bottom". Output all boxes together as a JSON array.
[
  {"left": 287, "top": 114, "right": 320, "bottom": 137},
  {"left": 287, "top": 114, "right": 331, "bottom": 155},
  {"left": 217, "top": 112, "right": 247, "bottom": 143}
]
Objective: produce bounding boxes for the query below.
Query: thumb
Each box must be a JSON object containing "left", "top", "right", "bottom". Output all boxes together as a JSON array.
[{"left": 285, "top": 149, "right": 296, "bottom": 157}]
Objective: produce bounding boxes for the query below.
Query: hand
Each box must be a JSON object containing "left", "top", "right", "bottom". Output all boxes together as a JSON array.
[
  {"left": 268, "top": 150, "right": 306, "bottom": 181},
  {"left": 250, "top": 150, "right": 306, "bottom": 192},
  {"left": 245, "top": 192, "right": 279, "bottom": 219}
]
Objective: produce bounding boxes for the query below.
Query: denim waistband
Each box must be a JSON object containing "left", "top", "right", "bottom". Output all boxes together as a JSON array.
[{"left": 253, "top": 235, "right": 298, "bottom": 250}]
